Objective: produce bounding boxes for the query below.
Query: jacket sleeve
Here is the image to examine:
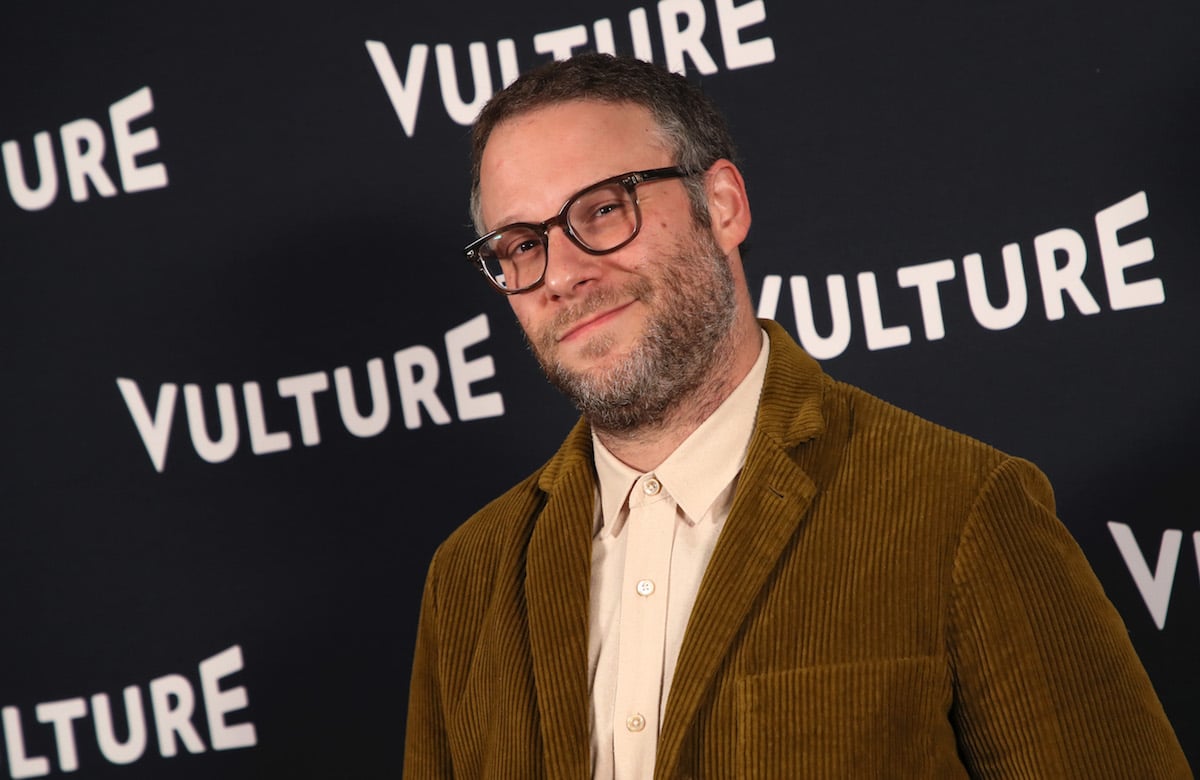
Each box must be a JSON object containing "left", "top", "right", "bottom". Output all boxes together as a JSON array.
[
  {"left": 947, "top": 457, "right": 1191, "bottom": 778},
  {"left": 403, "top": 552, "right": 456, "bottom": 779}
]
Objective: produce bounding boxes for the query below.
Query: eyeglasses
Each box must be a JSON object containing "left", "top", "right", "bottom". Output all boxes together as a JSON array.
[{"left": 464, "top": 166, "right": 694, "bottom": 294}]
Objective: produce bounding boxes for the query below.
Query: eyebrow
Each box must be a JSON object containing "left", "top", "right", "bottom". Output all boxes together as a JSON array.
[
  {"left": 481, "top": 175, "right": 600, "bottom": 235},
  {"left": 484, "top": 215, "right": 520, "bottom": 233},
  {"left": 486, "top": 193, "right": 569, "bottom": 233}
]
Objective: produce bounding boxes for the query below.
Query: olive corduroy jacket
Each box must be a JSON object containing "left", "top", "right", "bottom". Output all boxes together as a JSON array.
[{"left": 403, "top": 319, "right": 1189, "bottom": 779}]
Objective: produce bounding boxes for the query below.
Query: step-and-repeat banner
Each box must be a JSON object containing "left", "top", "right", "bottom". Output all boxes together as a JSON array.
[{"left": 4, "top": 1, "right": 1197, "bottom": 775}]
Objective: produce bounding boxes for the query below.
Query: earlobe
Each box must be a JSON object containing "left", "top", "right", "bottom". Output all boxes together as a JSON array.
[{"left": 704, "top": 160, "right": 752, "bottom": 253}]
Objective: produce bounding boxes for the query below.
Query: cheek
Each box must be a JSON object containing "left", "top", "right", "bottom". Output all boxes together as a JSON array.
[
  {"left": 621, "top": 253, "right": 651, "bottom": 275},
  {"left": 509, "top": 300, "right": 542, "bottom": 335},
  {"left": 617, "top": 234, "right": 669, "bottom": 274},
  {"left": 626, "top": 230, "right": 683, "bottom": 276}
]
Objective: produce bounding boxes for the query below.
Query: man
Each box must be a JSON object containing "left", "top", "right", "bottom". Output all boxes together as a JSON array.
[{"left": 403, "top": 53, "right": 1189, "bottom": 778}]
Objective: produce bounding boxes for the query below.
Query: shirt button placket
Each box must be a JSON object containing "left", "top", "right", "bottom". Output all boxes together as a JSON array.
[{"left": 612, "top": 471, "right": 672, "bottom": 777}]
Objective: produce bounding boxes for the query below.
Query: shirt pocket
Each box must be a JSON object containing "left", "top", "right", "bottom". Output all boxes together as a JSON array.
[{"left": 735, "top": 655, "right": 966, "bottom": 779}]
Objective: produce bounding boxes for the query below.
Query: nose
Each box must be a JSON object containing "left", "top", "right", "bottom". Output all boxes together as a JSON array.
[{"left": 540, "top": 224, "right": 598, "bottom": 298}]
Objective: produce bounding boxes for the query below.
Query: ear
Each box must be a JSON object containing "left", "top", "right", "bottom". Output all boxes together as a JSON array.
[{"left": 704, "top": 159, "right": 752, "bottom": 254}]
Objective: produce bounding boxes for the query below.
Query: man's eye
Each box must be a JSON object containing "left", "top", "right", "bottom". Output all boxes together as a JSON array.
[
  {"left": 581, "top": 201, "right": 627, "bottom": 224},
  {"left": 501, "top": 238, "right": 540, "bottom": 258}
]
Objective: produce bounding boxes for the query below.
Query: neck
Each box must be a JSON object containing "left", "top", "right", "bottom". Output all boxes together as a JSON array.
[{"left": 593, "top": 316, "right": 762, "bottom": 472}]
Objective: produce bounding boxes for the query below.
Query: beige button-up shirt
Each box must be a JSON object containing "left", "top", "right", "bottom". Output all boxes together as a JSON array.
[{"left": 588, "top": 331, "right": 769, "bottom": 779}]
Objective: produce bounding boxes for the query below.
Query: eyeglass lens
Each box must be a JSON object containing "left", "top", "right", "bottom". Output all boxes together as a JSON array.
[{"left": 477, "top": 180, "right": 639, "bottom": 291}]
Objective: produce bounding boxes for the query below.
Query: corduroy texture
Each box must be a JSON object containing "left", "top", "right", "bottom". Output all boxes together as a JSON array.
[{"left": 403, "top": 320, "right": 1191, "bottom": 779}]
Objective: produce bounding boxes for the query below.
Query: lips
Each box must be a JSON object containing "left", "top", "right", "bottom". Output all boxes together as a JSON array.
[{"left": 557, "top": 300, "right": 636, "bottom": 343}]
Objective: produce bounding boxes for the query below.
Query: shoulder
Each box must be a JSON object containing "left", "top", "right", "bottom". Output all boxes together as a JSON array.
[
  {"left": 831, "top": 376, "right": 1030, "bottom": 494},
  {"left": 424, "top": 416, "right": 593, "bottom": 601},
  {"left": 758, "top": 320, "right": 1047, "bottom": 530},
  {"left": 759, "top": 320, "right": 1023, "bottom": 489},
  {"left": 428, "top": 466, "right": 548, "bottom": 588},
  {"left": 779, "top": 372, "right": 1060, "bottom": 568}
]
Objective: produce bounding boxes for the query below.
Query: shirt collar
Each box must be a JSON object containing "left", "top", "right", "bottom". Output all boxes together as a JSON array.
[{"left": 592, "top": 329, "right": 770, "bottom": 537}]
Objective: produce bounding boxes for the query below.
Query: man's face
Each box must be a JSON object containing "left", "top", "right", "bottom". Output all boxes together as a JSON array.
[{"left": 477, "top": 100, "right": 737, "bottom": 431}]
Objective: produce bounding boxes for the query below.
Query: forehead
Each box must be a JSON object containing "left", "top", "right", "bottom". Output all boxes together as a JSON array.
[{"left": 478, "top": 100, "right": 672, "bottom": 228}]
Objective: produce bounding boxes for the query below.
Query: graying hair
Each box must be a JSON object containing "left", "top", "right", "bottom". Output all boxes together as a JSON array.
[{"left": 468, "top": 53, "right": 739, "bottom": 232}]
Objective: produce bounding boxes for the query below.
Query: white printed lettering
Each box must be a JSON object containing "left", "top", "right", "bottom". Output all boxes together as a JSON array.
[
  {"left": 659, "top": 0, "right": 720, "bottom": 75},
  {"left": 394, "top": 346, "right": 453, "bottom": 429},
  {"left": 120, "top": 316, "right": 505, "bottom": 470},
  {"left": 715, "top": 0, "right": 775, "bottom": 69},
  {"left": 148, "top": 674, "right": 205, "bottom": 758},
  {"left": 333, "top": 358, "right": 391, "bottom": 438},
  {"left": 365, "top": 3, "right": 777, "bottom": 137},
  {"left": 2, "top": 706, "right": 50, "bottom": 779},
  {"left": 758, "top": 192, "right": 1163, "bottom": 359},
  {"left": 497, "top": 39, "right": 521, "bottom": 88},
  {"left": 1034, "top": 227, "right": 1101, "bottom": 320},
  {"left": 4, "top": 87, "right": 167, "bottom": 212},
  {"left": 59, "top": 118, "right": 118, "bottom": 202},
  {"left": 756, "top": 274, "right": 782, "bottom": 319},
  {"left": 365, "top": 41, "right": 429, "bottom": 138},
  {"left": 789, "top": 275, "right": 852, "bottom": 360},
  {"left": 1095, "top": 191, "right": 1164, "bottom": 310},
  {"left": 533, "top": 25, "right": 590, "bottom": 61},
  {"left": 593, "top": 19, "right": 617, "bottom": 55},
  {"left": 445, "top": 314, "right": 505, "bottom": 421},
  {"left": 243, "top": 381, "right": 292, "bottom": 455},
  {"left": 1108, "top": 522, "right": 1183, "bottom": 630},
  {"left": 2, "top": 132, "right": 59, "bottom": 211},
  {"left": 109, "top": 87, "right": 168, "bottom": 193},
  {"left": 34, "top": 698, "right": 88, "bottom": 773},
  {"left": 2, "top": 645, "right": 255, "bottom": 775},
  {"left": 198, "top": 646, "right": 257, "bottom": 751},
  {"left": 435, "top": 42, "right": 493, "bottom": 126},
  {"left": 858, "top": 271, "right": 911, "bottom": 350},
  {"left": 278, "top": 371, "right": 330, "bottom": 447},
  {"left": 91, "top": 687, "right": 148, "bottom": 765},
  {"left": 184, "top": 383, "right": 240, "bottom": 463},
  {"left": 963, "top": 243, "right": 1028, "bottom": 330},
  {"left": 897, "top": 258, "right": 957, "bottom": 341},
  {"left": 116, "top": 379, "right": 178, "bottom": 474},
  {"left": 629, "top": 8, "right": 655, "bottom": 61}
]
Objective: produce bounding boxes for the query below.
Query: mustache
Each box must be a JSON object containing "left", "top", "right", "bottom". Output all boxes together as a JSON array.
[{"left": 540, "top": 279, "right": 653, "bottom": 345}]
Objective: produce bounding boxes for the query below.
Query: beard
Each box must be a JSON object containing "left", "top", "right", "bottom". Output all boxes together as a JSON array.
[{"left": 523, "top": 225, "right": 738, "bottom": 434}]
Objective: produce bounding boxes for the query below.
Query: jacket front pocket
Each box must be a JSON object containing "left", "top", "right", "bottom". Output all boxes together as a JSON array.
[{"left": 735, "top": 655, "right": 967, "bottom": 779}]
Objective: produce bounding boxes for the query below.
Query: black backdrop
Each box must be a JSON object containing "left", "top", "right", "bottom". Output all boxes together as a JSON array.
[{"left": 4, "top": 1, "right": 1198, "bottom": 776}]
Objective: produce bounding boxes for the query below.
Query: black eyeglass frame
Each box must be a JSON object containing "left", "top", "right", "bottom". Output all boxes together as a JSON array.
[{"left": 463, "top": 166, "right": 694, "bottom": 295}]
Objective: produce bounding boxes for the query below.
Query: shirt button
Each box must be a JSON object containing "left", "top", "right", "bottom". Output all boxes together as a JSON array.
[
  {"left": 636, "top": 579, "right": 655, "bottom": 596},
  {"left": 643, "top": 478, "right": 661, "bottom": 496},
  {"left": 626, "top": 713, "right": 646, "bottom": 732}
]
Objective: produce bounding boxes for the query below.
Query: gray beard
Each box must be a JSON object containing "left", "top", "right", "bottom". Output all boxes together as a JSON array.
[{"left": 526, "top": 227, "right": 737, "bottom": 434}]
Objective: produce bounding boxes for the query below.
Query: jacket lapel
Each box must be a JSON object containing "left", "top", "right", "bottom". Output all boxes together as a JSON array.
[
  {"left": 656, "top": 320, "right": 833, "bottom": 776},
  {"left": 526, "top": 420, "right": 595, "bottom": 779}
]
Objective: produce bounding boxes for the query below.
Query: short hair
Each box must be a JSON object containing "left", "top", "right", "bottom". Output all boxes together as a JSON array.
[{"left": 468, "top": 52, "right": 739, "bottom": 232}]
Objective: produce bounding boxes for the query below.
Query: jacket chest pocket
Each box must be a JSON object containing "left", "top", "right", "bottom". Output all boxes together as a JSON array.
[{"left": 735, "top": 655, "right": 967, "bottom": 779}]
